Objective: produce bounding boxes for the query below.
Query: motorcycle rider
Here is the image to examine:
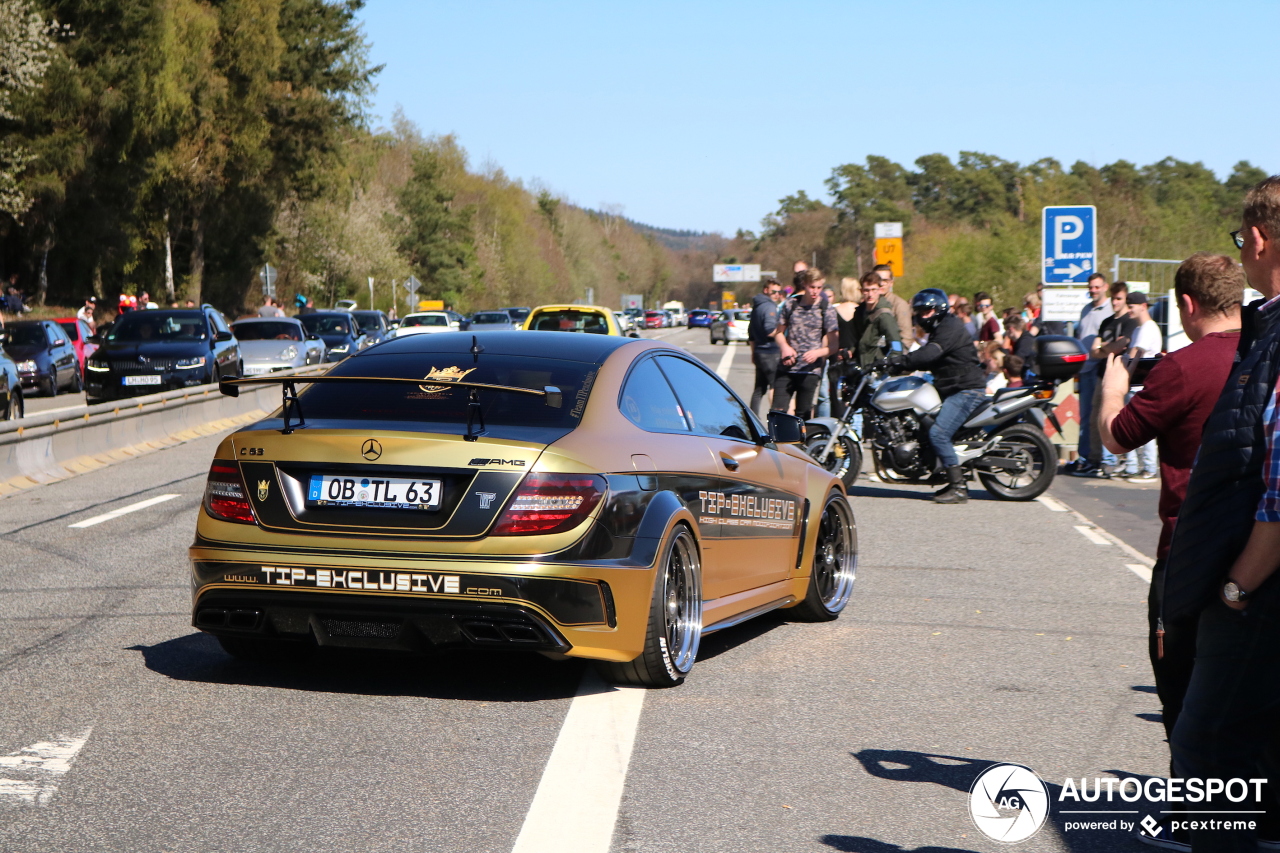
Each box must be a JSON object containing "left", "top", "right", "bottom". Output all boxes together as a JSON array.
[{"left": 886, "top": 288, "right": 988, "bottom": 503}]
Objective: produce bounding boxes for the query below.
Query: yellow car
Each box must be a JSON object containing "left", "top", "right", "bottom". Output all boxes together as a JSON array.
[
  {"left": 190, "top": 331, "right": 856, "bottom": 687},
  {"left": 523, "top": 304, "right": 629, "bottom": 336}
]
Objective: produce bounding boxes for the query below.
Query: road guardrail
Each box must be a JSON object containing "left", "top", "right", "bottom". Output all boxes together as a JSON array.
[{"left": 0, "top": 364, "right": 327, "bottom": 497}]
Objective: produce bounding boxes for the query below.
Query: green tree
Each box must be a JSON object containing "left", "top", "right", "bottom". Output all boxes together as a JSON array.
[{"left": 395, "top": 146, "right": 478, "bottom": 304}]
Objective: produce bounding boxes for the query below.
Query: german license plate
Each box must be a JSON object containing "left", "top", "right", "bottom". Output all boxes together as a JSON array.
[
  {"left": 123, "top": 375, "right": 162, "bottom": 386},
  {"left": 244, "top": 365, "right": 272, "bottom": 375},
  {"left": 307, "top": 474, "right": 442, "bottom": 510}
]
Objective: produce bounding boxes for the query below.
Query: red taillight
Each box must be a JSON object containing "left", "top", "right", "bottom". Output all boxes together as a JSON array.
[
  {"left": 204, "top": 462, "right": 256, "bottom": 524},
  {"left": 492, "top": 473, "right": 606, "bottom": 535},
  {"left": 1061, "top": 353, "right": 1087, "bottom": 363}
]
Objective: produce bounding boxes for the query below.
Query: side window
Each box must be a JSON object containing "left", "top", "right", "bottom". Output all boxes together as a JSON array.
[
  {"left": 46, "top": 324, "right": 59, "bottom": 345},
  {"left": 656, "top": 356, "right": 755, "bottom": 442},
  {"left": 620, "top": 357, "right": 689, "bottom": 433},
  {"left": 209, "top": 311, "right": 229, "bottom": 334}
]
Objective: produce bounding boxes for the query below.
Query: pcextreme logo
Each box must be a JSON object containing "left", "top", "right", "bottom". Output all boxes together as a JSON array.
[{"left": 968, "top": 763, "right": 1050, "bottom": 843}]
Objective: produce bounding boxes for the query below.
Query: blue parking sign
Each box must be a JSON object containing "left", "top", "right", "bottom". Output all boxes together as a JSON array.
[{"left": 1042, "top": 206, "right": 1097, "bottom": 284}]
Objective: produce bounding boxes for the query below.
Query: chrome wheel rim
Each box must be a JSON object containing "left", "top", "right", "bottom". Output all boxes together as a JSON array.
[
  {"left": 662, "top": 530, "right": 702, "bottom": 674},
  {"left": 813, "top": 498, "right": 857, "bottom": 611}
]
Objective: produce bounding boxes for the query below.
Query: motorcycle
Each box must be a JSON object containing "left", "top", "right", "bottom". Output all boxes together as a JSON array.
[{"left": 804, "top": 335, "right": 1087, "bottom": 501}]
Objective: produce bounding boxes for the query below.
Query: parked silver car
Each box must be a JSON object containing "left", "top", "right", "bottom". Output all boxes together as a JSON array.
[
  {"left": 230, "top": 317, "right": 326, "bottom": 374},
  {"left": 469, "top": 310, "right": 518, "bottom": 332}
]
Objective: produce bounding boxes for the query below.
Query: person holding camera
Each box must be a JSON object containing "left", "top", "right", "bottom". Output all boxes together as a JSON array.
[{"left": 1097, "top": 253, "right": 1243, "bottom": 849}]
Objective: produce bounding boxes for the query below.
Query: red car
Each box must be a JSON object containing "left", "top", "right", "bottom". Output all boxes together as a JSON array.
[
  {"left": 54, "top": 317, "right": 97, "bottom": 378},
  {"left": 643, "top": 310, "right": 666, "bottom": 329}
]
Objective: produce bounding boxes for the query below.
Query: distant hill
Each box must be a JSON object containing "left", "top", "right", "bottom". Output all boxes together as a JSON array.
[{"left": 622, "top": 217, "right": 722, "bottom": 252}]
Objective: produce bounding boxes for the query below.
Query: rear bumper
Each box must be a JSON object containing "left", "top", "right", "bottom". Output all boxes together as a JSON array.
[{"left": 189, "top": 548, "right": 656, "bottom": 662}]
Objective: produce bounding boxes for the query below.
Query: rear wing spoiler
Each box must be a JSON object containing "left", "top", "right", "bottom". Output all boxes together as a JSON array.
[{"left": 218, "top": 375, "right": 563, "bottom": 439}]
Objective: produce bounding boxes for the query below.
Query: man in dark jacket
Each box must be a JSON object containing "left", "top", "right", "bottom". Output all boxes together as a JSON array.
[
  {"left": 747, "top": 278, "right": 784, "bottom": 415},
  {"left": 889, "top": 288, "right": 987, "bottom": 503},
  {"left": 1162, "top": 176, "right": 1280, "bottom": 852}
]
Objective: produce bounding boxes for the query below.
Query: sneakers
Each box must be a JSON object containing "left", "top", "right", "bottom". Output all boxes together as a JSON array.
[
  {"left": 1127, "top": 471, "right": 1159, "bottom": 482},
  {"left": 1137, "top": 818, "right": 1189, "bottom": 851},
  {"left": 1069, "top": 462, "right": 1101, "bottom": 477}
]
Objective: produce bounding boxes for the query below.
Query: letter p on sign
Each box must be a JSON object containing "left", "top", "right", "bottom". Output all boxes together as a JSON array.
[{"left": 1054, "top": 216, "right": 1084, "bottom": 258}]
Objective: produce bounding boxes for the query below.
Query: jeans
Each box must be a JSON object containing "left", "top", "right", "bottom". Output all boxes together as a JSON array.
[
  {"left": 929, "top": 389, "right": 988, "bottom": 468},
  {"left": 1171, "top": 579, "right": 1280, "bottom": 852},
  {"left": 1084, "top": 371, "right": 1118, "bottom": 467},
  {"left": 771, "top": 372, "right": 822, "bottom": 420},
  {"left": 750, "top": 348, "right": 780, "bottom": 416},
  {"left": 815, "top": 362, "right": 831, "bottom": 418}
]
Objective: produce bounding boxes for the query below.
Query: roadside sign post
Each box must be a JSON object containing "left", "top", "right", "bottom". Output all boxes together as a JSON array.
[
  {"left": 259, "top": 264, "right": 277, "bottom": 299},
  {"left": 713, "top": 264, "right": 761, "bottom": 283},
  {"left": 402, "top": 275, "right": 421, "bottom": 311},
  {"left": 873, "top": 223, "right": 904, "bottom": 277},
  {"left": 1042, "top": 206, "right": 1097, "bottom": 284},
  {"left": 621, "top": 293, "right": 643, "bottom": 311},
  {"left": 368, "top": 277, "right": 374, "bottom": 311}
]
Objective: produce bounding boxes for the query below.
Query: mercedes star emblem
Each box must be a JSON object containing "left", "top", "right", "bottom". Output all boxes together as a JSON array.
[{"left": 362, "top": 439, "right": 382, "bottom": 461}]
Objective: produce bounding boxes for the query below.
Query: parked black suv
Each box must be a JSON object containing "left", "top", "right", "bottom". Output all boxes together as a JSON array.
[{"left": 85, "top": 307, "right": 242, "bottom": 404}]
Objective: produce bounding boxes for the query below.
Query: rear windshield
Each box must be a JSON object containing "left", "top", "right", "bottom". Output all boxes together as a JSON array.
[
  {"left": 301, "top": 315, "right": 351, "bottom": 336},
  {"left": 233, "top": 321, "right": 302, "bottom": 341},
  {"left": 289, "top": 352, "right": 598, "bottom": 439},
  {"left": 351, "top": 311, "right": 383, "bottom": 332},
  {"left": 108, "top": 312, "right": 207, "bottom": 342},
  {"left": 472, "top": 312, "right": 509, "bottom": 324},
  {"left": 7, "top": 324, "right": 47, "bottom": 346},
  {"left": 58, "top": 321, "right": 80, "bottom": 341},
  {"left": 403, "top": 314, "right": 448, "bottom": 327},
  {"left": 531, "top": 310, "right": 610, "bottom": 333}
]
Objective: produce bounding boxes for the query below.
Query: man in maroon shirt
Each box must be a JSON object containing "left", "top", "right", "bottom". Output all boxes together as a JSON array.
[{"left": 1098, "top": 252, "right": 1244, "bottom": 848}]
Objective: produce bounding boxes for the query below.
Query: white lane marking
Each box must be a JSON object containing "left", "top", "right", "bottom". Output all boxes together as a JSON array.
[
  {"left": 1127, "top": 563, "right": 1154, "bottom": 583},
  {"left": 715, "top": 342, "right": 736, "bottom": 379},
  {"left": 68, "top": 494, "right": 180, "bottom": 528},
  {"left": 1036, "top": 495, "right": 1070, "bottom": 512},
  {"left": 0, "top": 728, "right": 92, "bottom": 806},
  {"left": 1074, "top": 525, "right": 1112, "bottom": 546},
  {"left": 1048, "top": 493, "right": 1157, "bottom": 568},
  {"left": 511, "top": 670, "right": 646, "bottom": 853}
]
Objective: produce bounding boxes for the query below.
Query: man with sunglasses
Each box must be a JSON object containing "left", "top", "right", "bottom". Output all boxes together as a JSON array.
[{"left": 1161, "top": 176, "right": 1280, "bottom": 852}]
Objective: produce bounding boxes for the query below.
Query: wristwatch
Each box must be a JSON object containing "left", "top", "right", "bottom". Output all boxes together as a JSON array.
[{"left": 1223, "top": 580, "right": 1250, "bottom": 603}]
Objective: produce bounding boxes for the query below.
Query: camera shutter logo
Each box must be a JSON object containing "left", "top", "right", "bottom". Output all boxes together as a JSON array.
[{"left": 968, "top": 763, "right": 1050, "bottom": 843}]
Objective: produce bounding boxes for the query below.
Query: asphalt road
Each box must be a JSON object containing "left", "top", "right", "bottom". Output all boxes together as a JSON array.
[{"left": 0, "top": 326, "right": 1167, "bottom": 852}]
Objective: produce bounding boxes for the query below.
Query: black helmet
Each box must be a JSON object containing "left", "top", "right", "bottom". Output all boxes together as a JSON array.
[{"left": 911, "top": 288, "right": 950, "bottom": 332}]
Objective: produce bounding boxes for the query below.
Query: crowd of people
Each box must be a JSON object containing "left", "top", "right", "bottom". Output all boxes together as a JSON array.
[{"left": 746, "top": 175, "right": 1280, "bottom": 852}]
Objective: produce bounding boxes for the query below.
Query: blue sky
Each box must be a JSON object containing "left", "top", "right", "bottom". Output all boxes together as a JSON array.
[{"left": 357, "top": 1, "right": 1277, "bottom": 236}]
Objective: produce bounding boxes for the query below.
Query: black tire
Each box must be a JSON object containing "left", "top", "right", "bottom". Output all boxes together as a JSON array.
[
  {"left": 596, "top": 525, "right": 702, "bottom": 688},
  {"left": 40, "top": 368, "right": 57, "bottom": 397},
  {"left": 709, "top": 332, "right": 719, "bottom": 345},
  {"left": 70, "top": 365, "right": 83, "bottom": 393},
  {"left": 216, "top": 634, "right": 311, "bottom": 662},
  {"left": 976, "top": 423, "right": 1057, "bottom": 501},
  {"left": 788, "top": 492, "right": 857, "bottom": 622},
  {"left": 804, "top": 433, "right": 862, "bottom": 488},
  {"left": 4, "top": 387, "right": 22, "bottom": 421}
]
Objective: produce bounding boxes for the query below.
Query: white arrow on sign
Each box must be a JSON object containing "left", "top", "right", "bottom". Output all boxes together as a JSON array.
[
  {"left": 1053, "top": 263, "right": 1090, "bottom": 278},
  {"left": 0, "top": 727, "right": 92, "bottom": 806}
]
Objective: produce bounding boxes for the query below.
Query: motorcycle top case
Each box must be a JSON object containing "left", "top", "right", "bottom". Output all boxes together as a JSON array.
[{"left": 1035, "top": 335, "right": 1088, "bottom": 380}]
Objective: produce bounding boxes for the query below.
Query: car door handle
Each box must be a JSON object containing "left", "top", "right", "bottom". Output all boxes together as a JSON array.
[{"left": 720, "top": 454, "right": 739, "bottom": 471}]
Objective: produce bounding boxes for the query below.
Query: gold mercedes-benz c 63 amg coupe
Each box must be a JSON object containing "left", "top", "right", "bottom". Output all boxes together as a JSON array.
[{"left": 190, "top": 331, "right": 856, "bottom": 687}]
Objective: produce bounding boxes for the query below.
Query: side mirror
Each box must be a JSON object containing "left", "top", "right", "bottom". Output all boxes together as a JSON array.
[
  {"left": 52, "top": 339, "right": 66, "bottom": 347},
  {"left": 766, "top": 411, "right": 806, "bottom": 444},
  {"left": 86, "top": 334, "right": 102, "bottom": 345},
  {"left": 213, "top": 331, "right": 233, "bottom": 343},
  {"left": 628, "top": 331, "right": 640, "bottom": 338}
]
